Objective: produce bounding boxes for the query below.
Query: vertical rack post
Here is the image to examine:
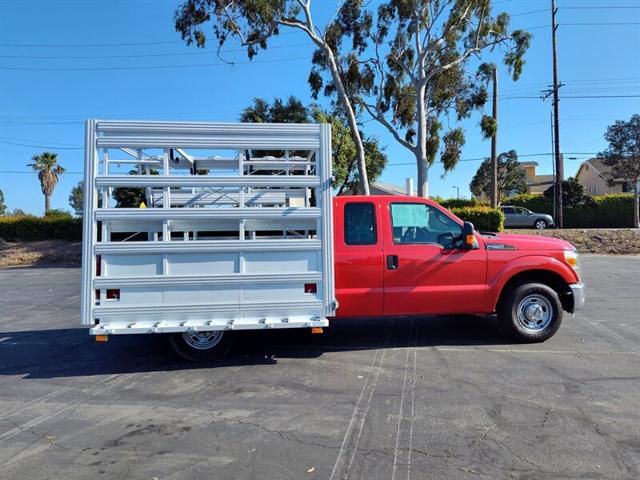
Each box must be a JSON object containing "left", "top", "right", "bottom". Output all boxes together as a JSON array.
[
  {"left": 80, "top": 120, "right": 98, "bottom": 325},
  {"left": 162, "top": 149, "right": 170, "bottom": 275},
  {"left": 318, "top": 123, "right": 335, "bottom": 315}
]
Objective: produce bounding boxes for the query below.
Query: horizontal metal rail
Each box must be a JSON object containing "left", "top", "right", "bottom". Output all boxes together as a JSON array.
[
  {"left": 91, "top": 317, "right": 329, "bottom": 334},
  {"left": 94, "top": 272, "right": 323, "bottom": 289},
  {"left": 94, "top": 299, "right": 324, "bottom": 318},
  {"left": 95, "top": 239, "right": 322, "bottom": 254},
  {"left": 151, "top": 191, "right": 289, "bottom": 207},
  {"left": 97, "top": 120, "right": 321, "bottom": 132},
  {"left": 95, "top": 175, "right": 320, "bottom": 188},
  {"left": 95, "top": 207, "right": 321, "bottom": 221},
  {"left": 96, "top": 136, "right": 319, "bottom": 150}
]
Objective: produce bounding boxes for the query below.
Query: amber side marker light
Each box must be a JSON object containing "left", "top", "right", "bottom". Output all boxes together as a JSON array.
[
  {"left": 466, "top": 235, "right": 476, "bottom": 246},
  {"left": 311, "top": 327, "right": 324, "bottom": 334},
  {"left": 95, "top": 335, "right": 109, "bottom": 342},
  {"left": 564, "top": 250, "right": 579, "bottom": 269}
]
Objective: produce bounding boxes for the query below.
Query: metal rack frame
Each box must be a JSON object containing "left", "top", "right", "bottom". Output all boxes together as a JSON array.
[{"left": 81, "top": 120, "right": 335, "bottom": 335}]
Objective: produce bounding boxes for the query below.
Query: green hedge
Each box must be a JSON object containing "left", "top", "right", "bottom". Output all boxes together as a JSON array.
[
  {"left": 506, "top": 193, "right": 635, "bottom": 228},
  {"left": 439, "top": 198, "right": 488, "bottom": 209},
  {"left": 565, "top": 194, "right": 635, "bottom": 228},
  {"left": 505, "top": 193, "right": 554, "bottom": 215},
  {"left": 450, "top": 206, "right": 505, "bottom": 232},
  {"left": 0, "top": 215, "right": 82, "bottom": 241}
]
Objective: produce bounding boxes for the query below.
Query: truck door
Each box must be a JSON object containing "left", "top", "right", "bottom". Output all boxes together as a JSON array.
[
  {"left": 333, "top": 199, "right": 384, "bottom": 317},
  {"left": 382, "top": 200, "right": 487, "bottom": 316}
]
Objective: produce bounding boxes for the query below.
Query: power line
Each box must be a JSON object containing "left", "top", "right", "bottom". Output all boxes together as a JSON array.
[
  {"left": 562, "top": 22, "right": 640, "bottom": 26},
  {"left": 0, "top": 140, "right": 83, "bottom": 150},
  {"left": 387, "top": 152, "right": 598, "bottom": 166},
  {"left": 0, "top": 55, "right": 309, "bottom": 71},
  {"left": 501, "top": 94, "right": 640, "bottom": 100},
  {"left": 0, "top": 43, "right": 308, "bottom": 60},
  {"left": 511, "top": 9, "right": 550, "bottom": 16},
  {"left": 562, "top": 6, "right": 640, "bottom": 9},
  {"left": 0, "top": 170, "right": 84, "bottom": 175},
  {"left": 0, "top": 135, "right": 82, "bottom": 147},
  {"left": 0, "top": 40, "right": 181, "bottom": 48}
]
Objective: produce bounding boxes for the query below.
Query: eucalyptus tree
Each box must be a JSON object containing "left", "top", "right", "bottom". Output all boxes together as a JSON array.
[
  {"left": 28, "top": 152, "right": 65, "bottom": 214},
  {"left": 175, "top": 0, "right": 373, "bottom": 194},
  {"left": 308, "top": 0, "right": 531, "bottom": 197},
  {"left": 240, "top": 96, "right": 387, "bottom": 193}
]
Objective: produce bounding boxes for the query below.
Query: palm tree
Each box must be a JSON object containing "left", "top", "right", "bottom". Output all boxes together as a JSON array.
[{"left": 28, "top": 152, "right": 65, "bottom": 214}]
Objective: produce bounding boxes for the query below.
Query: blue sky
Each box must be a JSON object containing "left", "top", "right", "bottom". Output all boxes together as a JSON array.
[{"left": 1, "top": 0, "right": 639, "bottom": 214}]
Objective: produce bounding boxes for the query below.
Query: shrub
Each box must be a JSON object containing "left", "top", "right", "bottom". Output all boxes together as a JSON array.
[
  {"left": 565, "top": 194, "right": 634, "bottom": 228},
  {"left": 0, "top": 215, "right": 82, "bottom": 241},
  {"left": 505, "top": 193, "right": 635, "bottom": 228},
  {"left": 439, "top": 198, "right": 488, "bottom": 209},
  {"left": 505, "top": 193, "right": 553, "bottom": 215},
  {"left": 45, "top": 209, "right": 74, "bottom": 219},
  {"left": 450, "top": 206, "right": 504, "bottom": 232}
]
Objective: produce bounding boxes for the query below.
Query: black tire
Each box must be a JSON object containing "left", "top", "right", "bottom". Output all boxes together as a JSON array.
[
  {"left": 534, "top": 218, "right": 548, "bottom": 230},
  {"left": 169, "top": 330, "right": 234, "bottom": 362},
  {"left": 498, "top": 283, "right": 563, "bottom": 343}
]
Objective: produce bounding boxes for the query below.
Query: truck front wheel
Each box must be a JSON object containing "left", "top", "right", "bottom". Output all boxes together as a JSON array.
[
  {"left": 498, "top": 283, "right": 563, "bottom": 342},
  {"left": 169, "top": 330, "right": 233, "bottom": 362}
]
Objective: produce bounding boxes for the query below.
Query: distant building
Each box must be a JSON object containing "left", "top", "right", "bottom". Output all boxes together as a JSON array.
[
  {"left": 342, "top": 179, "right": 415, "bottom": 196},
  {"left": 475, "top": 161, "right": 554, "bottom": 201},
  {"left": 575, "top": 157, "right": 632, "bottom": 195},
  {"left": 519, "top": 161, "right": 555, "bottom": 195}
]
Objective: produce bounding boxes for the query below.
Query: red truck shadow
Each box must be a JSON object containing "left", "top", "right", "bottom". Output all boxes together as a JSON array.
[{"left": 0, "top": 316, "right": 510, "bottom": 379}]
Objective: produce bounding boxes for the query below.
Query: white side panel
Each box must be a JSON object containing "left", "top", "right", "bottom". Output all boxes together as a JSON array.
[{"left": 81, "top": 120, "right": 335, "bottom": 333}]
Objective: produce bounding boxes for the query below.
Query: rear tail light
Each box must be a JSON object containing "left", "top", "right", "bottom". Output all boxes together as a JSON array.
[{"left": 106, "top": 289, "right": 120, "bottom": 300}]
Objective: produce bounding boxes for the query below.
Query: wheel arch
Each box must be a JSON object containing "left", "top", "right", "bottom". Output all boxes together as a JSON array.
[{"left": 495, "top": 269, "right": 573, "bottom": 313}]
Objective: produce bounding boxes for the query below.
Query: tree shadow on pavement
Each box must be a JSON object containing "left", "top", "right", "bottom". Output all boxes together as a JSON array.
[{"left": 0, "top": 315, "right": 513, "bottom": 379}]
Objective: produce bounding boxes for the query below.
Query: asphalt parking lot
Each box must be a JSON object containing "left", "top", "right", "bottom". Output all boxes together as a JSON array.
[{"left": 1, "top": 255, "right": 639, "bottom": 479}]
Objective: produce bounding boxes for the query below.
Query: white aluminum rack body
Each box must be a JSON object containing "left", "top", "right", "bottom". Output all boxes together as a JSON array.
[{"left": 81, "top": 120, "right": 335, "bottom": 335}]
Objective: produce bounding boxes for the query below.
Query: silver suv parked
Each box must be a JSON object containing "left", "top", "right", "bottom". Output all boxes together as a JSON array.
[{"left": 500, "top": 206, "right": 554, "bottom": 229}]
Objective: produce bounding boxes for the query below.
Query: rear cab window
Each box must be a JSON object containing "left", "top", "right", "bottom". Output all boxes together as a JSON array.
[{"left": 344, "top": 202, "right": 377, "bottom": 245}]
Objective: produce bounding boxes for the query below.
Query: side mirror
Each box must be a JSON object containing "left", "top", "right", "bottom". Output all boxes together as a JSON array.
[
  {"left": 438, "top": 232, "right": 455, "bottom": 248},
  {"left": 462, "top": 221, "right": 479, "bottom": 250}
]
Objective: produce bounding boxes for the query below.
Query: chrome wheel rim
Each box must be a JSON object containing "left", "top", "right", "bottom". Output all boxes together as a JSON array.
[
  {"left": 182, "top": 331, "right": 224, "bottom": 350},
  {"left": 535, "top": 220, "right": 546, "bottom": 229},
  {"left": 516, "top": 294, "right": 553, "bottom": 332}
]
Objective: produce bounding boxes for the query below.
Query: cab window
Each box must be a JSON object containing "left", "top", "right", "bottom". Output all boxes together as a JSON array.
[
  {"left": 344, "top": 202, "right": 377, "bottom": 245},
  {"left": 390, "top": 203, "right": 462, "bottom": 248}
]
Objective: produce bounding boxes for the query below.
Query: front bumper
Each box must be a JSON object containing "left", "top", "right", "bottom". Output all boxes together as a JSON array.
[{"left": 569, "top": 282, "right": 586, "bottom": 312}]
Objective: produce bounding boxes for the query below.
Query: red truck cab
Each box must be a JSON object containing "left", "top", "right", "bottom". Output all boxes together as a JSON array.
[{"left": 333, "top": 196, "right": 585, "bottom": 342}]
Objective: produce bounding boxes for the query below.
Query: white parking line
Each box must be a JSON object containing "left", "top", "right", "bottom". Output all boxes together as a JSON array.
[{"left": 329, "top": 324, "right": 392, "bottom": 480}]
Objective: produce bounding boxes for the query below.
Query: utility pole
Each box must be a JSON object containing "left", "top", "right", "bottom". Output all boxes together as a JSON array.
[
  {"left": 490, "top": 66, "right": 498, "bottom": 209},
  {"left": 551, "top": 0, "right": 564, "bottom": 228}
]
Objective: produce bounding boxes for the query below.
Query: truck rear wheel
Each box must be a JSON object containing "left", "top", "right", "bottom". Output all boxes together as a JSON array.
[
  {"left": 169, "top": 330, "right": 233, "bottom": 362},
  {"left": 498, "top": 283, "right": 562, "bottom": 342}
]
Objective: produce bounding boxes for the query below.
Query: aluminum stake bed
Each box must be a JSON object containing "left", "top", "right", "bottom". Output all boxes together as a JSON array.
[{"left": 81, "top": 120, "right": 335, "bottom": 349}]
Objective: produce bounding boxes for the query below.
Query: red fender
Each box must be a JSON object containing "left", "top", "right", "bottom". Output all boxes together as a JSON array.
[{"left": 481, "top": 254, "right": 579, "bottom": 312}]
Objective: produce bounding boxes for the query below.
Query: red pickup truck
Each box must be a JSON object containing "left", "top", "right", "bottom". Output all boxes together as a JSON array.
[{"left": 333, "top": 196, "right": 584, "bottom": 342}]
